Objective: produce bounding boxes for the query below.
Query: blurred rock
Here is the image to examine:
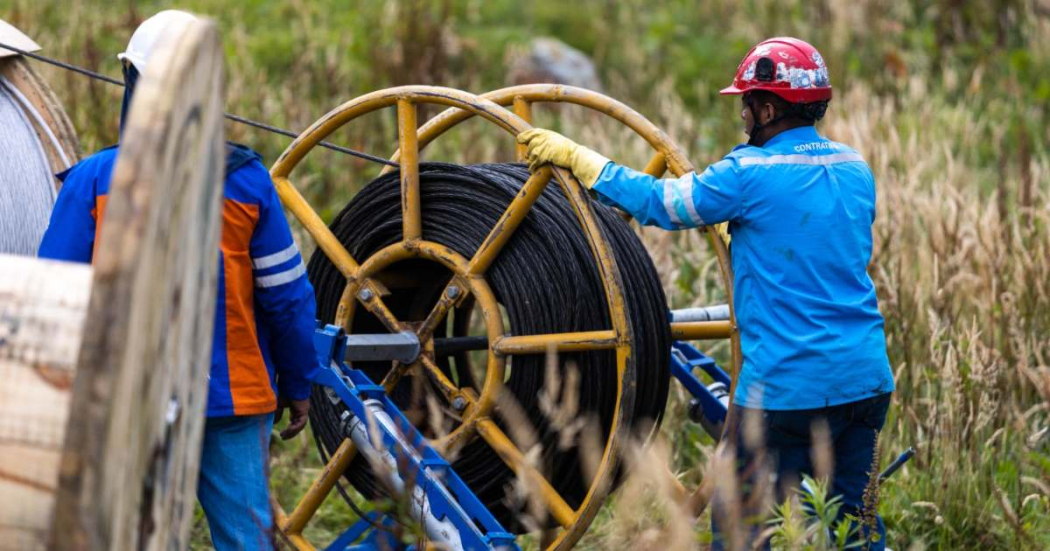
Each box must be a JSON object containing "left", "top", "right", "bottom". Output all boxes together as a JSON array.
[{"left": 507, "top": 37, "right": 602, "bottom": 91}]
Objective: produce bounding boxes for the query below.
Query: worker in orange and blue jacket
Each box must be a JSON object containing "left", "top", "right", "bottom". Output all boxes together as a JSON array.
[{"left": 37, "top": 11, "right": 315, "bottom": 550}]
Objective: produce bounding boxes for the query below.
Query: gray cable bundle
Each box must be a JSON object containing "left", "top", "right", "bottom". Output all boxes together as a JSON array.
[{"left": 0, "top": 77, "right": 58, "bottom": 256}]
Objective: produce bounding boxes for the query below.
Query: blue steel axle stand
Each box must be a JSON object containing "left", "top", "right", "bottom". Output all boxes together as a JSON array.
[
  {"left": 668, "top": 340, "right": 915, "bottom": 482},
  {"left": 309, "top": 324, "right": 519, "bottom": 551}
]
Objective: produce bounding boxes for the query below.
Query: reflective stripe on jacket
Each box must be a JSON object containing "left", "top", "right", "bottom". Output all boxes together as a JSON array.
[
  {"left": 592, "top": 125, "right": 894, "bottom": 410},
  {"left": 38, "top": 144, "right": 317, "bottom": 417}
]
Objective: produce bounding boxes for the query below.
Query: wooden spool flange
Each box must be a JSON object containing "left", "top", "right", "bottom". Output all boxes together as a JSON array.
[{"left": 0, "top": 18, "right": 81, "bottom": 255}]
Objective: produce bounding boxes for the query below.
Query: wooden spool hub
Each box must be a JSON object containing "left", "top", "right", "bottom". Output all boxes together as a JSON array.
[
  {"left": 0, "top": 19, "right": 80, "bottom": 255},
  {"left": 270, "top": 86, "right": 737, "bottom": 549},
  {"left": 0, "top": 19, "right": 225, "bottom": 550}
]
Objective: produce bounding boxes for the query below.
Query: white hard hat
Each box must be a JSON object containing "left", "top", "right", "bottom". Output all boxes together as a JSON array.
[{"left": 117, "top": 9, "right": 199, "bottom": 72}]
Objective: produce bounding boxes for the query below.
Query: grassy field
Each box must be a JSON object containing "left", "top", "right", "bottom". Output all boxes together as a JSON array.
[{"left": 6, "top": 0, "right": 1049, "bottom": 548}]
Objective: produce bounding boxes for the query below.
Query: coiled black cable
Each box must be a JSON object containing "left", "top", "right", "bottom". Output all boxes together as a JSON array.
[{"left": 306, "top": 162, "right": 670, "bottom": 531}]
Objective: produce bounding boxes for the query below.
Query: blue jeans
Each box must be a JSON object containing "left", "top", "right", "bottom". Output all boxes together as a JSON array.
[
  {"left": 712, "top": 392, "right": 891, "bottom": 550},
  {"left": 198, "top": 413, "right": 275, "bottom": 551}
]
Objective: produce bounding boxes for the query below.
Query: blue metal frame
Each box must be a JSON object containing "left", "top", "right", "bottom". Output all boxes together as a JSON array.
[
  {"left": 311, "top": 324, "right": 519, "bottom": 551},
  {"left": 669, "top": 340, "right": 914, "bottom": 483},
  {"left": 669, "top": 341, "right": 730, "bottom": 428},
  {"left": 332, "top": 512, "right": 402, "bottom": 550}
]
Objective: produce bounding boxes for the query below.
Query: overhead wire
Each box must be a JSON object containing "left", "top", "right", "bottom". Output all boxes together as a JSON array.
[
  {"left": 306, "top": 162, "right": 671, "bottom": 532},
  {"left": 0, "top": 41, "right": 399, "bottom": 168}
]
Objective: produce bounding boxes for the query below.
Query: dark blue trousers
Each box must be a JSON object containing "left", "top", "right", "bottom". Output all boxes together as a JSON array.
[{"left": 711, "top": 392, "right": 891, "bottom": 550}]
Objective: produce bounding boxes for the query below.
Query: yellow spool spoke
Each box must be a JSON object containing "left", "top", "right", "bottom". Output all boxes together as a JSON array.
[
  {"left": 281, "top": 439, "right": 359, "bottom": 537},
  {"left": 380, "top": 361, "right": 413, "bottom": 393},
  {"left": 669, "top": 320, "right": 732, "bottom": 340},
  {"left": 493, "top": 330, "right": 618, "bottom": 355},
  {"left": 419, "top": 355, "right": 473, "bottom": 409},
  {"left": 273, "top": 177, "right": 360, "bottom": 279},
  {"left": 279, "top": 529, "right": 315, "bottom": 551},
  {"left": 356, "top": 286, "right": 404, "bottom": 334},
  {"left": 467, "top": 167, "right": 553, "bottom": 277},
  {"left": 513, "top": 96, "right": 533, "bottom": 161},
  {"left": 418, "top": 277, "right": 468, "bottom": 339},
  {"left": 476, "top": 418, "right": 576, "bottom": 528},
  {"left": 642, "top": 151, "right": 668, "bottom": 178},
  {"left": 397, "top": 99, "right": 422, "bottom": 241}
]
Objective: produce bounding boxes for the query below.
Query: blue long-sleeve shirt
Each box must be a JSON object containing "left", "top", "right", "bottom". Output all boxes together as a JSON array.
[
  {"left": 592, "top": 125, "right": 894, "bottom": 409},
  {"left": 39, "top": 144, "right": 318, "bottom": 416}
]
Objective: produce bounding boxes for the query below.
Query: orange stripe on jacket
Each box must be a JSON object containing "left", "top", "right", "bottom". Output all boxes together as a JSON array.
[
  {"left": 222, "top": 198, "right": 276, "bottom": 415},
  {"left": 91, "top": 194, "right": 109, "bottom": 259}
]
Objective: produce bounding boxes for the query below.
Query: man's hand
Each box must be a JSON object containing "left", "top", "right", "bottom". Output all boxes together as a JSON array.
[
  {"left": 276, "top": 397, "right": 310, "bottom": 440},
  {"left": 516, "top": 129, "right": 610, "bottom": 188}
]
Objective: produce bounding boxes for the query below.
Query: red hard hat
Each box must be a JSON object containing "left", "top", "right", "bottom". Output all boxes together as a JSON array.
[{"left": 719, "top": 37, "right": 832, "bottom": 103}]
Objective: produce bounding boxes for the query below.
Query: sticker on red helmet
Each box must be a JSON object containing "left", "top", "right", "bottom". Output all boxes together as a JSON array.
[
  {"left": 815, "top": 66, "right": 829, "bottom": 87},
  {"left": 743, "top": 61, "right": 756, "bottom": 81},
  {"left": 776, "top": 62, "right": 789, "bottom": 82}
]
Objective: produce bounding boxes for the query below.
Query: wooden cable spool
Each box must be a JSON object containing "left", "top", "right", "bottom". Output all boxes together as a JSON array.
[{"left": 0, "top": 19, "right": 225, "bottom": 550}]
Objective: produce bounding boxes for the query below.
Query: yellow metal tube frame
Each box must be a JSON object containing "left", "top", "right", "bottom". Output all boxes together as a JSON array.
[
  {"left": 512, "top": 95, "right": 532, "bottom": 161},
  {"left": 493, "top": 330, "right": 618, "bottom": 355},
  {"left": 270, "top": 86, "right": 636, "bottom": 550},
  {"left": 284, "top": 439, "right": 359, "bottom": 536},
  {"left": 642, "top": 151, "right": 668, "bottom": 178},
  {"left": 397, "top": 99, "right": 422, "bottom": 241},
  {"left": 384, "top": 85, "right": 743, "bottom": 520},
  {"left": 467, "top": 167, "right": 553, "bottom": 277},
  {"left": 384, "top": 83, "right": 741, "bottom": 399},
  {"left": 273, "top": 176, "right": 360, "bottom": 279},
  {"left": 670, "top": 321, "right": 732, "bottom": 341},
  {"left": 476, "top": 418, "right": 577, "bottom": 528}
]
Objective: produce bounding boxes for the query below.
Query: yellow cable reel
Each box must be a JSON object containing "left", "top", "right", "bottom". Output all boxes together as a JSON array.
[{"left": 269, "top": 84, "right": 739, "bottom": 550}]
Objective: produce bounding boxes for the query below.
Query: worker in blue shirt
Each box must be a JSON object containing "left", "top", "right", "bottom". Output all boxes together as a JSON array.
[
  {"left": 519, "top": 37, "right": 894, "bottom": 549},
  {"left": 37, "top": 11, "right": 317, "bottom": 550}
]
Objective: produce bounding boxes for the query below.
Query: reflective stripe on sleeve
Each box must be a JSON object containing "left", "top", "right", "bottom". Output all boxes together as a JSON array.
[
  {"left": 252, "top": 243, "right": 299, "bottom": 269},
  {"left": 676, "top": 178, "right": 704, "bottom": 226},
  {"left": 737, "top": 152, "right": 865, "bottom": 167},
  {"left": 255, "top": 260, "right": 306, "bottom": 288},
  {"left": 662, "top": 180, "right": 684, "bottom": 226}
]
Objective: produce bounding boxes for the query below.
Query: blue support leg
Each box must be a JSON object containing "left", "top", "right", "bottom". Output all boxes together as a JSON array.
[{"left": 309, "top": 324, "right": 519, "bottom": 551}]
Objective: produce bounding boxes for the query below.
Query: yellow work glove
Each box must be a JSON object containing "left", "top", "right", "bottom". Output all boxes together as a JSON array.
[{"left": 516, "top": 129, "right": 610, "bottom": 189}]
